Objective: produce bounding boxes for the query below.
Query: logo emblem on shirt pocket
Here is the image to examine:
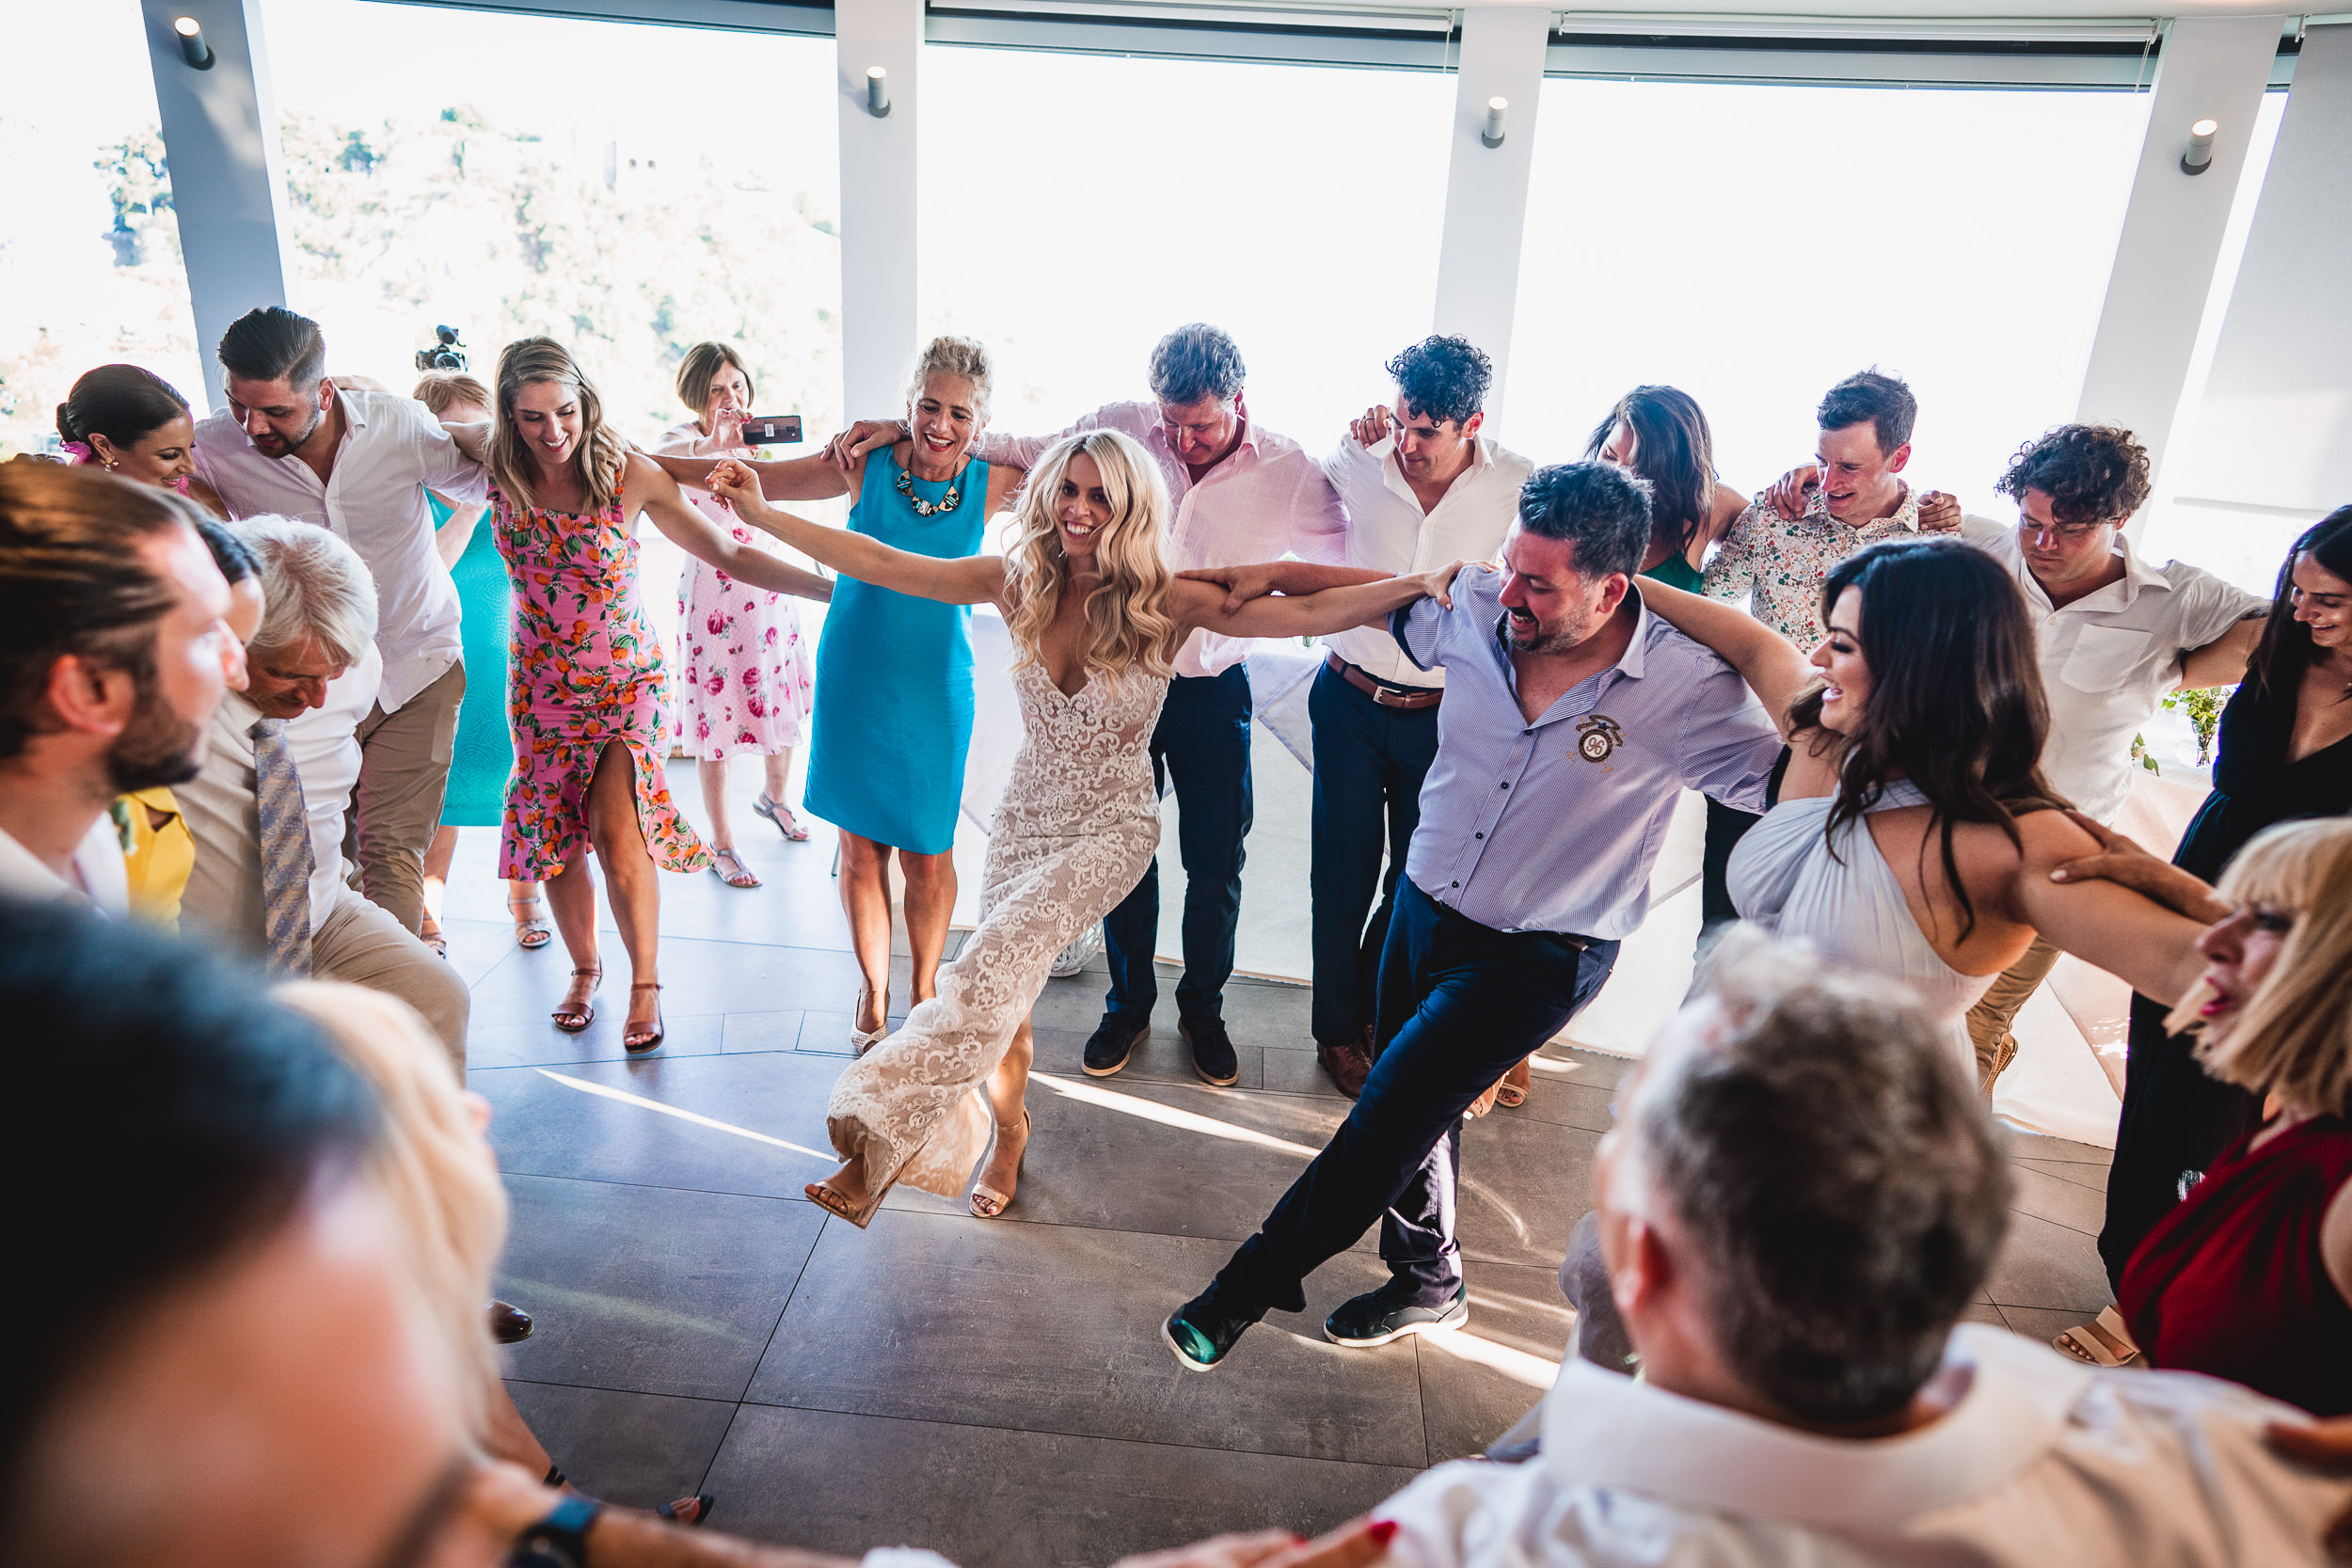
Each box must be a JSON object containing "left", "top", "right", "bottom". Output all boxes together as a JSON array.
[{"left": 1577, "top": 715, "right": 1624, "bottom": 763}]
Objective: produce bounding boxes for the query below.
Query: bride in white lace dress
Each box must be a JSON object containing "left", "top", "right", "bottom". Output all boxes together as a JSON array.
[{"left": 707, "top": 432, "right": 1461, "bottom": 1227}]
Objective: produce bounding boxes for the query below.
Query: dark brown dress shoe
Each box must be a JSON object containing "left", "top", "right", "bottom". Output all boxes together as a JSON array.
[
  {"left": 1316, "top": 1035, "right": 1373, "bottom": 1099},
  {"left": 488, "top": 1299, "right": 534, "bottom": 1345}
]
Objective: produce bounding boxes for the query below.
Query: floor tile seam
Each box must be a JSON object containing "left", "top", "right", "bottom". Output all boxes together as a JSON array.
[
  {"left": 501, "top": 1375, "right": 739, "bottom": 1410},
  {"left": 2004, "top": 1206, "right": 2099, "bottom": 1240},
  {"left": 727, "top": 1212, "right": 830, "bottom": 1408},
  {"left": 723, "top": 1393, "right": 1431, "bottom": 1476},
  {"left": 2017, "top": 1166, "right": 2110, "bottom": 1196},
  {"left": 1986, "top": 1295, "right": 2107, "bottom": 1313}
]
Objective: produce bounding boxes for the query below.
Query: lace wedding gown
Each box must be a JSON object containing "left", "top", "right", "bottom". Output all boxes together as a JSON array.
[{"left": 826, "top": 659, "right": 1170, "bottom": 1196}]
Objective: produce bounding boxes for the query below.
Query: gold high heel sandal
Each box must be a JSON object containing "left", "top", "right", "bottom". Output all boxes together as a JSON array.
[{"left": 969, "top": 1115, "right": 1031, "bottom": 1220}]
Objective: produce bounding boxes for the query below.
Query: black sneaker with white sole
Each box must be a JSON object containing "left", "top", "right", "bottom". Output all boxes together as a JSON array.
[
  {"left": 1180, "top": 1015, "right": 1239, "bottom": 1086},
  {"left": 1324, "top": 1281, "right": 1470, "bottom": 1347},
  {"left": 1083, "top": 1012, "right": 1149, "bottom": 1076}
]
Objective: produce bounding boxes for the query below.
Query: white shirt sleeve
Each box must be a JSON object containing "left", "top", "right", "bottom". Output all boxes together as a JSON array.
[
  {"left": 410, "top": 399, "right": 488, "bottom": 504},
  {"left": 2169, "top": 563, "right": 2270, "bottom": 653}
]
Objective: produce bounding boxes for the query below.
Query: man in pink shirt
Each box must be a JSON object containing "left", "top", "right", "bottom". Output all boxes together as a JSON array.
[{"left": 834, "top": 324, "right": 1348, "bottom": 1084}]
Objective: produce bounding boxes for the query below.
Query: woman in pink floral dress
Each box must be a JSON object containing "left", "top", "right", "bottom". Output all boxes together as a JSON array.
[
  {"left": 658, "top": 342, "right": 816, "bottom": 890},
  {"left": 487, "top": 338, "right": 830, "bottom": 1050}
]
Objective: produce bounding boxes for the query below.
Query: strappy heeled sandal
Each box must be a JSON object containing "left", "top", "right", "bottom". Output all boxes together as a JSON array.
[
  {"left": 551, "top": 967, "right": 601, "bottom": 1033},
  {"left": 806, "top": 1168, "right": 884, "bottom": 1229},
  {"left": 1495, "top": 1059, "right": 1531, "bottom": 1110},
  {"left": 508, "top": 891, "right": 553, "bottom": 950},
  {"left": 657, "top": 1494, "right": 715, "bottom": 1528},
  {"left": 754, "top": 792, "right": 811, "bottom": 842},
  {"left": 623, "top": 982, "right": 665, "bottom": 1053},
  {"left": 969, "top": 1114, "right": 1031, "bottom": 1220},
  {"left": 418, "top": 916, "right": 449, "bottom": 958},
  {"left": 708, "top": 847, "right": 761, "bottom": 889},
  {"left": 2054, "top": 1306, "right": 2143, "bottom": 1368},
  {"left": 850, "top": 986, "right": 888, "bottom": 1055}
]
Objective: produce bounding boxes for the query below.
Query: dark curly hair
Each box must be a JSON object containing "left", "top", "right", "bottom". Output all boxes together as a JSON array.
[
  {"left": 1517, "top": 461, "right": 1651, "bottom": 580},
  {"left": 1818, "top": 370, "right": 1915, "bottom": 454},
  {"left": 1994, "top": 424, "right": 2152, "bottom": 528},
  {"left": 1148, "top": 324, "right": 1246, "bottom": 407},
  {"left": 1384, "top": 335, "right": 1490, "bottom": 428}
]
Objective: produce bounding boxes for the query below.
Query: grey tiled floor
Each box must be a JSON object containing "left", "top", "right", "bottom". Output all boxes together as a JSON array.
[{"left": 445, "top": 783, "right": 2117, "bottom": 1568}]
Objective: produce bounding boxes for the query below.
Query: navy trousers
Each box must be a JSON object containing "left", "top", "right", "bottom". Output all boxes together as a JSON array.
[
  {"left": 1103, "top": 665, "right": 1253, "bottom": 1024},
  {"left": 1213, "top": 878, "right": 1619, "bottom": 1316},
  {"left": 1308, "top": 661, "right": 1439, "bottom": 1047}
]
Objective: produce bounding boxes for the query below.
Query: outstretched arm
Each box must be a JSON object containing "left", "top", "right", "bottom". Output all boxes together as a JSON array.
[
  {"left": 707, "top": 459, "right": 1003, "bottom": 606},
  {"left": 1172, "top": 562, "right": 1462, "bottom": 641},
  {"left": 624, "top": 455, "right": 832, "bottom": 604},
  {"left": 2009, "top": 811, "right": 2211, "bottom": 1006},
  {"left": 646, "top": 445, "right": 854, "bottom": 503},
  {"left": 1636, "top": 578, "right": 1811, "bottom": 736},
  {"left": 1179, "top": 562, "right": 1392, "bottom": 617}
]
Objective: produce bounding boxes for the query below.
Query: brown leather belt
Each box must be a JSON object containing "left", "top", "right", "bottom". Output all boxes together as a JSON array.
[{"left": 1326, "top": 650, "right": 1442, "bottom": 710}]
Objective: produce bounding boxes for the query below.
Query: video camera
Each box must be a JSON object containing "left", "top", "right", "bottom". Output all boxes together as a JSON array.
[{"left": 415, "top": 325, "right": 469, "bottom": 373}]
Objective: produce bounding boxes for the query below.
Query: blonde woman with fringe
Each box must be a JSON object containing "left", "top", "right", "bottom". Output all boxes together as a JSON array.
[
  {"left": 486, "top": 338, "right": 831, "bottom": 1051},
  {"left": 2067, "top": 816, "right": 2352, "bottom": 1414},
  {"left": 707, "top": 430, "right": 1465, "bottom": 1227}
]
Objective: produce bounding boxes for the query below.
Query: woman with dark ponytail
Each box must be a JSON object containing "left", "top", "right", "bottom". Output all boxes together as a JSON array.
[{"left": 51, "top": 365, "right": 226, "bottom": 516}]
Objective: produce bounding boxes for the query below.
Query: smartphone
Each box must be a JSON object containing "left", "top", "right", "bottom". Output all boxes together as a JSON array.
[{"left": 740, "top": 414, "right": 803, "bottom": 445}]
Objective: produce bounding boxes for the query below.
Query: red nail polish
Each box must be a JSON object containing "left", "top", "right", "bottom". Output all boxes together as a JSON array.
[{"left": 1368, "top": 1519, "right": 1399, "bottom": 1547}]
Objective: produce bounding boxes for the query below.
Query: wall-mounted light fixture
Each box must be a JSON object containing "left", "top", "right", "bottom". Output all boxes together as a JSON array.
[
  {"left": 1481, "top": 96, "right": 1508, "bottom": 149},
  {"left": 866, "top": 66, "right": 891, "bottom": 119},
  {"left": 174, "top": 15, "right": 215, "bottom": 70},
  {"left": 2181, "top": 118, "right": 2218, "bottom": 175}
]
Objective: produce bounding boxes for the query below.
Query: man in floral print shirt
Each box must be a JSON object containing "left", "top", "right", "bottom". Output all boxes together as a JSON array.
[{"left": 1702, "top": 370, "right": 1959, "bottom": 646}]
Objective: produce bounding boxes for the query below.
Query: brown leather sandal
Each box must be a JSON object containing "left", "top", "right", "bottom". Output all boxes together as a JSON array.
[
  {"left": 551, "top": 967, "right": 601, "bottom": 1033},
  {"left": 623, "top": 981, "right": 664, "bottom": 1053}
]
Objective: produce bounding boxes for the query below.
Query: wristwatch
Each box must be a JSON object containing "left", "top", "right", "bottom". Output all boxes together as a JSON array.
[{"left": 509, "top": 1494, "right": 602, "bottom": 1568}]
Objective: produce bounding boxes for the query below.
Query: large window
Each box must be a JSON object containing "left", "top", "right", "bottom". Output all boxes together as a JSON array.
[
  {"left": 257, "top": 0, "right": 844, "bottom": 448},
  {"left": 1503, "top": 76, "right": 2150, "bottom": 511},
  {"left": 916, "top": 45, "right": 1454, "bottom": 451},
  {"left": 0, "top": 1, "right": 199, "bottom": 457}
]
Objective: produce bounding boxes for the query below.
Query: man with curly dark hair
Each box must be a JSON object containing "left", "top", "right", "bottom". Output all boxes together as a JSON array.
[
  {"left": 1279, "top": 335, "right": 1531, "bottom": 1095},
  {"left": 1956, "top": 421, "right": 2267, "bottom": 1091}
]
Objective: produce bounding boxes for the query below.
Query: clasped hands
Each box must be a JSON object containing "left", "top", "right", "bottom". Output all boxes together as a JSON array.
[{"left": 1180, "top": 562, "right": 1467, "bottom": 617}]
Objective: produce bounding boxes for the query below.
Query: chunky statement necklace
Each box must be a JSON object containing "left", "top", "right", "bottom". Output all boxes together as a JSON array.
[{"left": 896, "top": 465, "right": 962, "bottom": 515}]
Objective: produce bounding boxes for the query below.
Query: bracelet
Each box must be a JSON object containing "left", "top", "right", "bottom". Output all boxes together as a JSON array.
[{"left": 510, "top": 1494, "right": 602, "bottom": 1568}]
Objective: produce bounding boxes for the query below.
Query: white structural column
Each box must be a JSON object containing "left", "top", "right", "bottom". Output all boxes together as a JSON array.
[
  {"left": 2168, "top": 22, "right": 2352, "bottom": 516},
  {"left": 138, "top": 0, "right": 295, "bottom": 384},
  {"left": 1431, "top": 7, "right": 1552, "bottom": 435},
  {"left": 835, "top": 0, "right": 924, "bottom": 420},
  {"left": 2075, "top": 15, "right": 2285, "bottom": 493}
]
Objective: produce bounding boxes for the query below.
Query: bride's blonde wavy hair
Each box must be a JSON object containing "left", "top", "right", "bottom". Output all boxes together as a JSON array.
[{"left": 1002, "top": 430, "right": 1178, "bottom": 684}]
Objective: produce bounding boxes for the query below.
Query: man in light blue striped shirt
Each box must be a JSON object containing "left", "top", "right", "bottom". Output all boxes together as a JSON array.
[{"left": 1168, "top": 461, "right": 1783, "bottom": 1370}]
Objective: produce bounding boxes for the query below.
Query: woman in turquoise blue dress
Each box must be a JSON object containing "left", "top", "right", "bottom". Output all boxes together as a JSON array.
[
  {"left": 411, "top": 372, "right": 549, "bottom": 955},
  {"left": 646, "top": 337, "right": 1029, "bottom": 1048}
]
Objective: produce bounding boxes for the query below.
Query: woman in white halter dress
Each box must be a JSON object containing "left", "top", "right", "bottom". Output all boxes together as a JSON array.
[
  {"left": 1637, "top": 539, "right": 2215, "bottom": 1086},
  {"left": 707, "top": 431, "right": 1463, "bottom": 1225}
]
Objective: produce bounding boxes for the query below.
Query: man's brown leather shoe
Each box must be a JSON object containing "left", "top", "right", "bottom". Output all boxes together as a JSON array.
[
  {"left": 488, "top": 1299, "right": 534, "bottom": 1345},
  {"left": 1316, "top": 1033, "right": 1373, "bottom": 1099}
]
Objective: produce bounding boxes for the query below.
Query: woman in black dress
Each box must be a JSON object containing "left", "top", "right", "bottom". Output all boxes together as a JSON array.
[{"left": 2100, "top": 505, "right": 2352, "bottom": 1290}]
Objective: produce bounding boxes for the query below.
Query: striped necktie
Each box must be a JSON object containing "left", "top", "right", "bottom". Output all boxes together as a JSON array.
[{"left": 250, "top": 717, "right": 314, "bottom": 977}]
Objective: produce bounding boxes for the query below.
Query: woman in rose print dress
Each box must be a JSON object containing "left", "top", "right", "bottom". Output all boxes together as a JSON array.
[
  {"left": 485, "top": 338, "right": 830, "bottom": 1051},
  {"left": 659, "top": 341, "right": 817, "bottom": 891}
]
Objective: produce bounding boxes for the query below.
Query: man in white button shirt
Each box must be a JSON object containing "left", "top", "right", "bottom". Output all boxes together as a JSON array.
[
  {"left": 0, "top": 466, "right": 245, "bottom": 917},
  {"left": 1376, "top": 937, "right": 2346, "bottom": 1568},
  {"left": 1310, "top": 337, "right": 1527, "bottom": 1094},
  {"left": 1956, "top": 423, "right": 2266, "bottom": 1090},
  {"left": 192, "top": 308, "right": 485, "bottom": 938},
  {"left": 177, "top": 520, "right": 470, "bottom": 1069}
]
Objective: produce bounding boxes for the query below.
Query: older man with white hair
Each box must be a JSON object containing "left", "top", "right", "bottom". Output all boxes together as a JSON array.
[
  {"left": 177, "top": 517, "right": 470, "bottom": 1067},
  {"left": 1374, "top": 937, "right": 2349, "bottom": 1567}
]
